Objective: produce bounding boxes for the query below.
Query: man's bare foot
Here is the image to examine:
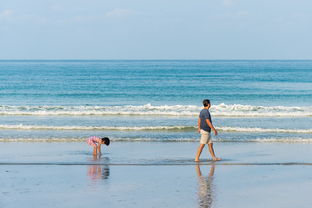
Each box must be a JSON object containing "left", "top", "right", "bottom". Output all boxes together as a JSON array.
[
  {"left": 212, "top": 157, "right": 221, "bottom": 161},
  {"left": 195, "top": 159, "right": 200, "bottom": 162}
]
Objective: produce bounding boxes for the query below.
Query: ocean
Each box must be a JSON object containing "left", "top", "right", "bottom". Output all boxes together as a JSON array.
[{"left": 0, "top": 60, "right": 311, "bottom": 143}]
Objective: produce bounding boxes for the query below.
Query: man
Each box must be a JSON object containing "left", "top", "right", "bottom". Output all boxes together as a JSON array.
[{"left": 195, "top": 99, "right": 221, "bottom": 162}]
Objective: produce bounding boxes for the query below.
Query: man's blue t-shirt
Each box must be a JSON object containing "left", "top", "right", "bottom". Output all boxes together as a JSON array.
[{"left": 199, "top": 109, "right": 212, "bottom": 132}]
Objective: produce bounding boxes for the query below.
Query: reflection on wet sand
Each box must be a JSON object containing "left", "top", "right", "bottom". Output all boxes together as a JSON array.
[
  {"left": 196, "top": 164, "right": 215, "bottom": 208},
  {"left": 87, "top": 155, "right": 110, "bottom": 181}
]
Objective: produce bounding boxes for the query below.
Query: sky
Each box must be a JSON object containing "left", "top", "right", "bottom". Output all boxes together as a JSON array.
[{"left": 1, "top": 0, "right": 312, "bottom": 59}]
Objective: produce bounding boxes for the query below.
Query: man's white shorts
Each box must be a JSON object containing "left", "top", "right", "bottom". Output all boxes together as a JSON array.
[{"left": 200, "top": 129, "right": 212, "bottom": 144}]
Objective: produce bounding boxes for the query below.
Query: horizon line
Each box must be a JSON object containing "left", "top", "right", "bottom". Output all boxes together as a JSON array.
[{"left": 1, "top": 59, "right": 312, "bottom": 61}]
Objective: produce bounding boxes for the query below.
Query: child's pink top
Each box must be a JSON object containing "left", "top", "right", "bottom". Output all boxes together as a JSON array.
[{"left": 86, "top": 136, "right": 101, "bottom": 147}]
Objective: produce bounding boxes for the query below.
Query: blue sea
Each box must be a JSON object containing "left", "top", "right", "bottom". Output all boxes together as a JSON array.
[{"left": 0, "top": 60, "right": 311, "bottom": 143}]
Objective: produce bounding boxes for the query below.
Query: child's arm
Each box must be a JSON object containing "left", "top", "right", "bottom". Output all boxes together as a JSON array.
[{"left": 205, "top": 119, "right": 218, "bottom": 135}]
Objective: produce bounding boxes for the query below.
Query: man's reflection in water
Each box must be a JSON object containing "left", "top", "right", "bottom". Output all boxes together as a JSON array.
[
  {"left": 87, "top": 155, "right": 110, "bottom": 181},
  {"left": 196, "top": 164, "right": 215, "bottom": 208}
]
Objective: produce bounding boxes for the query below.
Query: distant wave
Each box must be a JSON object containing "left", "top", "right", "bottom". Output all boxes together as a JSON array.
[
  {"left": 212, "top": 103, "right": 312, "bottom": 117},
  {"left": 0, "top": 103, "right": 311, "bottom": 117},
  {"left": 219, "top": 127, "right": 312, "bottom": 134},
  {"left": 1, "top": 137, "right": 312, "bottom": 143},
  {"left": 215, "top": 137, "right": 312, "bottom": 143},
  {"left": 0, "top": 124, "right": 195, "bottom": 131},
  {"left": 0, "top": 124, "right": 312, "bottom": 134}
]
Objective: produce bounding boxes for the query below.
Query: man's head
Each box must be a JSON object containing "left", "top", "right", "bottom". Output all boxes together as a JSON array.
[{"left": 203, "top": 99, "right": 211, "bottom": 108}]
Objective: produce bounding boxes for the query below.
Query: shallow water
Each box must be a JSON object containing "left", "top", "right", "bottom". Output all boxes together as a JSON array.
[
  {"left": 1, "top": 164, "right": 312, "bottom": 208},
  {"left": 1, "top": 142, "right": 312, "bottom": 207},
  {"left": 1, "top": 142, "right": 312, "bottom": 164}
]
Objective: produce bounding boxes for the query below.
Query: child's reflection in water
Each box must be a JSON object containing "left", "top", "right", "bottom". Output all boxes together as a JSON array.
[
  {"left": 87, "top": 155, "right": 110, "bottom": 181},
  {"left": 196, "top": 164, "right": 215, "bottom": 208}
]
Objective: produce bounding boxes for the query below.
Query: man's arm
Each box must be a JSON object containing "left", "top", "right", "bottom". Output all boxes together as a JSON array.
[
  {"left": 197, "top": 118, "right": 201, "bottom": 133},
  {"left": 205, "top": 119, "right": 218, "bottom": 135}
]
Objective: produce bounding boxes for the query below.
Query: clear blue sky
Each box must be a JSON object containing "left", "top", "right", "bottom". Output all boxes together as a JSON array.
[{"left": 1, "top": 0, "right": 312, "bottom": 59}]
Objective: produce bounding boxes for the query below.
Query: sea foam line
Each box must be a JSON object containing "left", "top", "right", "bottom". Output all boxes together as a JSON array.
[
  {"left": 219, "top": 127, "right": 312, "bottom": 134},
  {"left": 0, "top": 103, "right": 311, "bottom": 117},
  {"left": 0, "top": 124, "right": 194, "bottom": 131},
  {"left": 1, "top": 137, "right": 312, "bottom": 143},
  {"left": 0, "top": 124, "right": 312, "bottom": 133}
]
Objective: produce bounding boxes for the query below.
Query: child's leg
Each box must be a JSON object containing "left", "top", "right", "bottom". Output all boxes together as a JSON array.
[
  {"left": 97, "top": 144, "right": 101, "bottom": 155},
  {"left": 93, "top": 146, "right": 97, "bottom": 155},
  {"left": 208, "top": 143, "right": 221, "bottom": 161},
  {"left": 195, "top": 144, "right": 205, "bottom": 161}
]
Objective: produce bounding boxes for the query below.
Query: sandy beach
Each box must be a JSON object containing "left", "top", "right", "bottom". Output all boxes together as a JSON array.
[{"left": 1, "top": 141, "right": 312, "bottom": 208}]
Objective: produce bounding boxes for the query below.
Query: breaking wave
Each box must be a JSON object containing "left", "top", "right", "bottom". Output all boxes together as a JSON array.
[
  {"left": 1, "top": 137, "right": 312, "bottom": 143},
  {"left": 0, "top": 103, "right": 311, "bottom": 117},
  {"left": 0, "top": 124, "right": 311, "bottom": 134},
  {"left": 0, "top": 124, "right": 195, "bottom": 131}
]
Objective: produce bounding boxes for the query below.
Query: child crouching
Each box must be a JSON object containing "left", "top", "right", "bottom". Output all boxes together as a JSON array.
[{"left": 87, "top": 136, "right": 110, "bottom": 156}]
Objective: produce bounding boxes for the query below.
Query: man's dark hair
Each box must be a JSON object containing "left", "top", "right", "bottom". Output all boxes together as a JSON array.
[
  {"left": 203, "top": 99, "right": 210, "bottom": 107},
  {"left": 101, "top": 137, "right": 110, "bottom": 146}
]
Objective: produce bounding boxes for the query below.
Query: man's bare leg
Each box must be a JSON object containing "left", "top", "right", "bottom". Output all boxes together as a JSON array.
[
  {"left": 208, "top": 143, "right": 221, "bottom": 161},
  {"left": 195, "top": 144, "right": 205, "bottom": 162}
]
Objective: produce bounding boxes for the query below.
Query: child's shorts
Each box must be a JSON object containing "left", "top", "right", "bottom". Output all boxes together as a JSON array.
[
  {"left": 200, "top": 129, "right": 212, "bottom": 144},
  {"left": 86, "top": 136, "right": 98, "bottom": 147}
]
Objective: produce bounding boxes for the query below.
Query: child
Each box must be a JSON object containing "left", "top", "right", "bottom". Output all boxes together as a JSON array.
[
  {"left": 195, "top": 99, "right": 221, "bottom": 162},
  {"left": 86, "top": 136, "right": 110, "bottom": 156}
]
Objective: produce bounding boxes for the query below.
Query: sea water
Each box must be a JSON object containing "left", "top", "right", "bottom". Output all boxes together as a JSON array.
[{"left": 0, "top": 60, "right": 311, "bottom": 143}]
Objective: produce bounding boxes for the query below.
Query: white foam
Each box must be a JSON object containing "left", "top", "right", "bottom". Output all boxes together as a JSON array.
[
  {"left": 0, "top": 103, "right": 311, "bottom": 117},
  {"left": 0, "top": 124, "right": 311, "bottom": 134},
  {"left": 218, "top": 127, "right": 312, "bottom": 134},
  {"left": 212, "top": 103, "right": 312, "bottom": 117},
  {"left": 0, "top": 124, "right": 194, "bottom": 131},
  {"left": 216, "top": 137, "right": 312, "bottom": 143},
  {"left": 1, "top": 137, "right": 312, "bottom": 143}
]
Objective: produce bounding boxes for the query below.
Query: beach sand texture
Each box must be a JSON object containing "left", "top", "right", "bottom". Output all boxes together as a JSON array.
[{"left": 1, "top": 142, "right": 312, "bottom": 208}]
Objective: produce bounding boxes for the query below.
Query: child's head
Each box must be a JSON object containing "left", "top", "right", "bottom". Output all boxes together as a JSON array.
[
  {"left": 203, "top": 99, "right": 211, "bottom": 107},
  {"left": 100, "top": 137, "right": 110, "bottom": 146}
]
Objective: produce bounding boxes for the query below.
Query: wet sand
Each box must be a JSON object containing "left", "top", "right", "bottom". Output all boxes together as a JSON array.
[{"left": 1, "top": 142, "right": 312, "bottom": 208}]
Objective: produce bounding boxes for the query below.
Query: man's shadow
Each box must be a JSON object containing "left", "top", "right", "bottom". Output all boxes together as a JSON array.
[
  {"left": 196, "top": 164, "right": 215, "bottom": 208},
  {"left": 87, "top": 155, "right": 110, "bottom": 181}
]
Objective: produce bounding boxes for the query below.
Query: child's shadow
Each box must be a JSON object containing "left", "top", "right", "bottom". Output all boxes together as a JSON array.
[{"left": 87, "top": 155, "right": 110, "bottom": 180}]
